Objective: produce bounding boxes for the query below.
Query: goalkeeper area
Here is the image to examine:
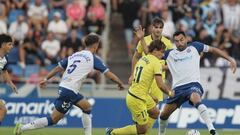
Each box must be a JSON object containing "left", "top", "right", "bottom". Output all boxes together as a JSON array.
[{"left": 1, "top": 127, "right": 240, "bottom": 135}]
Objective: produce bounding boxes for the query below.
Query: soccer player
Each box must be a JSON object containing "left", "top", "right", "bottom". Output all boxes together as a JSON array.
[
  {"left": 0, "top": 34, "right": 18, "bottom": 126},
  {"left": 106, "top": 40, "right": 174, "bottom": 135},
  {"left": 14, "top": 33, "right": 124, "bottom": 135},
  {"left": 129, "top": 17, "right": 173, "bottom": 133},
  {"left": 159, "top": 31, "right": 237, "bottom": 135}
]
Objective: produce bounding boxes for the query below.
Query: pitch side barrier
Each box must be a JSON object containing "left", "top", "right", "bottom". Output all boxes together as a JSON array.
[{"left": 1, "top": 98, "right": 240, "bottom": 129}]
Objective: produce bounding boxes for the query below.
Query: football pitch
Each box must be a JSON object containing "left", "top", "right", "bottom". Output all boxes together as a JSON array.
[{"left": 1, "top": 127, "right": 240, "bottom": 135}]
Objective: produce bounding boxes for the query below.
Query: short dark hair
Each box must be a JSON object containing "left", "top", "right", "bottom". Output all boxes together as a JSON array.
[
  {"left": 173, "top": 31, "right": 186, "bottom": 38},
  {"left": 84, "top": 33, "right": 100, "bottom": 47},
  {"left": 151, "top": 17, "right": 164, "bottom": 28},
  {"left": 0, "top": 34, "right": 12, "bottom": 48},
  {"left": 148, "top": 39, "right": 166, "bottom": 53}
]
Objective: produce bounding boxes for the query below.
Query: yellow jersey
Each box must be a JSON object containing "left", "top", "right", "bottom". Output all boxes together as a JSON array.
[
  {"left": 135, "top": 35, "right": 173, "bottom": 101},
  {"left": 129, "top": 54, "right": 162, "bottom": 100},
  {"left": 136, "top": 35, "right": 173, "bottom": 56}
]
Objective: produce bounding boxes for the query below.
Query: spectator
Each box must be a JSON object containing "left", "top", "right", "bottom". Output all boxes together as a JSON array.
[
  {"left": 0, "top": 1, "right": 7, "bottom": 21},
  {"left": 221, "top": 0, "right": 240, "bottom": 37},
  {"left": 118, "top": 0, "right": 141, "bottom": 58},
  {"left": 19, "top": 30, "right": 45, "bottom": 68},
  {"left": 61, "top": 29, "right": 83, "bottom": 58},
  {"left": 41, "top": 32, "right": 61, "bottom": 64},
  {"left": 8, "top": 15, "right": 29, "bottom": 43},
  {"left": 203, "top": 11, "right": 217, "bottom": 38},
  {"left": 47, "top": 12, "right": 68, "bottom": 41},
  {"left": 178, "top": 7, "right": 196, "bottom": 37},
  {"left": 161, "top": 8, "right": 175, "bottom": 39},
  {"left": 66, "top": 0, "right": 86, "bottom": 28},
  {"left": 27, "top": 0, "right": 48, "bottom": 28}
]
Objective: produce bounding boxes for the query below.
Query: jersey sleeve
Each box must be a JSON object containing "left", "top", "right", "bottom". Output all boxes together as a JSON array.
[
  {"left": 153, "top": 61, "right": 162, "bottom": 75},
  {"left": 191, "top": 41, "right": 209, "bottom": 54},
  {"left": 162, "top": 36, "right": 174, "bottom": 50},
  {"left": 162, "top": 49, "right": 172, "bottom": 60},
  {"left": 58, "top": 57, "right": 68, "bottom": 69},
  {"left": 2, "top": 56, "right": 8, "bottom": 71},
  {"left": 93, "top": 55, "right": 109, "bottom": 73}
]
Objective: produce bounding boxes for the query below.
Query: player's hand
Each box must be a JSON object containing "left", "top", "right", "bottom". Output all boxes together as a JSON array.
[
  {"left": 10, "top": 83, "right": 18, "bottom": 94},
  {"left": 229, "top": 58, "right": 237, "bottom": 74},
  {"left": 134, "top": 25, "right": 145, "bottom": 39},
  {"left": 168, "top": 90, "right": 175, "bottom": 98},
  {"left": 118, "top": 83, "right": 125, "bottom": 90},
  {"left": 39, "top": 78, "right": 48, "bottom": 89},
  {"left": 128, "top": 75, "right": 134, "bottom": 85}
]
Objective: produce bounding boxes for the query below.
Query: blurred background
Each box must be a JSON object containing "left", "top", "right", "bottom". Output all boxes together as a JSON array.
[{"left": 0, "top": 0, "right": 240, "bottom": 133}]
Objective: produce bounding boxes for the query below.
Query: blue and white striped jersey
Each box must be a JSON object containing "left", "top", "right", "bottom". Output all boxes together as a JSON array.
[
  {"left": 58, "top": 50, "right": 109, "bottom": 93},
  {"left": 0, "top": 56, "right": 8, "bottom": 72},
  {"left": 163, "top": 42, "right": 209, "bottom": 88}
]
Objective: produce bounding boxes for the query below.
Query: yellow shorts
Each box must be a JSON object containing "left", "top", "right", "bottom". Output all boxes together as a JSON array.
[{"left": 126, "top": 93, "right": 156, "bottom": 125}]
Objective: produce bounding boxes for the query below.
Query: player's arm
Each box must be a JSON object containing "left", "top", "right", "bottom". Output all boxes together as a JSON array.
[
  {"left": 135, "top": 25, "right": 148, "bottom": 54},
  {"left": 155, "top": 75, "right": 174, "bottom": 98},
  {"left": 105, "top": 71, "right": 124, "bottom": 90},
  {"left": 2, "top": 70, "right": 18, "bottom": 94},
  {"left": 208, "top": 46, "right": 237, "bottom": 73},
  {"left": 39, "top": 58, "right": 67, "bottom": 88},
  {"left": 94, "top": 55, "right": 124, "bottom": 90},
  {"left": 129, "top": 51, "right": 142, "bottom": 85}
]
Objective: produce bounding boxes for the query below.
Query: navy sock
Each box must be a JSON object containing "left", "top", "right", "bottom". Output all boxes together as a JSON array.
[{"left": 47, "top": 117, "right": 54, "bottom": 126}]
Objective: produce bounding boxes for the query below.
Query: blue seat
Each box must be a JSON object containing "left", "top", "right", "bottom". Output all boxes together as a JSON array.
[
  {"left": 8, "top": 9, "right": 24, "bottom": 24},
  {"left": 24, "top": 65, "right": 40, "bottom": 77},
  {"left": 7, "top": 47, "right": 19, "bottom": 64},
  {"left": 7, "top": 64, "right": 23, "bottom": 76}
]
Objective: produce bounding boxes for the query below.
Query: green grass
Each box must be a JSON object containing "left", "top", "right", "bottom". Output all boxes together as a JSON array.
[{"left": 1, "top": 127, "right": 240, "bottom": 135}]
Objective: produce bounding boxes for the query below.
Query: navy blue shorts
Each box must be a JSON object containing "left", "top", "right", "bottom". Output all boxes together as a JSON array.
[
  {"left": 54, "top": 87, "right": 84, "bottom": 114},
  {"left": 166, "top": 82, "right": 204, "bottom": 107}
]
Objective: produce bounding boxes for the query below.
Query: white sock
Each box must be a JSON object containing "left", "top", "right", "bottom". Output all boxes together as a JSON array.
[
  {"left": 81, "top": 113, "right": 92, "bottom": 135},
  {"left": 158, "top": 118, "right": 168, "bottom": 135},
  {"left": 21, "top": 117, "right": 49, "bottom": 132},
  {"left": 197, "top": 104, "right": 215, "bottom": 131}
]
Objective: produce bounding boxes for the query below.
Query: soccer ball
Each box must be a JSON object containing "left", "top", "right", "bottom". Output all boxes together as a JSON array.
[{"left": 186, "top": 129, "right": 200, "bottom": 135}]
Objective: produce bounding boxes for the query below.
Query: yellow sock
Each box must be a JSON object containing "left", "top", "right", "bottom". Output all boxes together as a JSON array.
[
  {"left": 111, "top": 125, "right": 137, "bottom": 135},
  {"left": 145, "top": 117, "right": 156, "bottom": 135}
]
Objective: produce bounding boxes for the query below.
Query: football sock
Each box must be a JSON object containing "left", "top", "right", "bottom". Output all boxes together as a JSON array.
[
  {"left": 146, "top": 117, "right": 156, "bottom": 135},
  {"left": 111, "top": 125, "right": 137, "bottom": 134},
  {"left": 82, "top": 112, "right": 92, "bottom": 135},
  {"left": 21, "top": 117, "right": 53, "bottom": 131},
  {"left": 196, "top": 103, "right": 215, "bottom": 131},
  {"left": 158, "top": 118, "right": 168, "bottom": 135},
  {"left": 0, "top": 121, "right": 1, "bottom": 126}
]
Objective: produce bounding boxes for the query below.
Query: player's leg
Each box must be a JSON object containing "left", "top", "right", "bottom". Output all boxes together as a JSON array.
[
  {"left": 0, "top": 99, "right": 7, "bottom": 126},
  {"left": 158, "top": 103, "right": 178, "bottom": 135},
  {"left": 189, "top": 91, "right": 218, "bottom": 135},
  {"left": 75, "top": 98, "right": 92, "bottom": 135},
  {"left": 145, "top": 94, "right": 159, "bottom": 134},
  {"left": 108, "top": 94, "right": 148, "bottom": 135},
  {"left": 14, "top": 108, "right": 65, "bottom": 135}
]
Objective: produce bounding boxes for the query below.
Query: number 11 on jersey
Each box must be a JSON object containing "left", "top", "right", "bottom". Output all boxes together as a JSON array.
[{"left": 134, "top": 66, "right": 143, "bottom": 83}]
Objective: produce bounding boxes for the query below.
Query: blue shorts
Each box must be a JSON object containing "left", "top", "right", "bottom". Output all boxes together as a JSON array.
[
  {"left": 54, "top": 87, "right": 84, "bottom": 114},
  {"left": 166, "top": 82, "right": 204, "bottom": 107}
]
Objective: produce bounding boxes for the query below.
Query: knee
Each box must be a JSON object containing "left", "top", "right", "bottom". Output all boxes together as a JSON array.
[
  {"left": 51, "top": 116, "right": 61, "bottom": 124},
  {"left": 148, "top": 109, "right": 159, "bottom": 119},
  {"left": 160, "top": 112, "right": 169, "bottom": 120},
  {"left": 81, "top": 102, "right": 92, "bottom": 113},
  {"left": 0, "top": 100, "right": 7, "bottom": 114},
  {"left": 137, "top": 126, "right": 148, "bottom": 134}
]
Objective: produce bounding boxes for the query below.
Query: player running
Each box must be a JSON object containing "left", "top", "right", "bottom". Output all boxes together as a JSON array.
[
  {"left": 106, "top": 39, "right": 174, "bottom": 135},
  {"left": 14, "top": 33, "right": 124, "bottom": 135},
  {"left": 158, "top": 31, "right": 237, "bottom": 135}
]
